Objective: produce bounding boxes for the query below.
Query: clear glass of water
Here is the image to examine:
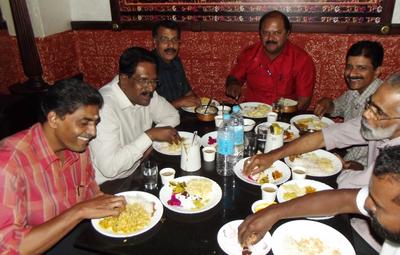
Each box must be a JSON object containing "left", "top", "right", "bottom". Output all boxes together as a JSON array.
[
  {"left": 256, "top": 125, "right": 268, "bottom": 153},
  {"left": 142, "top": 160, "right": 158, "bottom": 190},
  {"left": 244, "top": 132, "right": 257, "bottom": 157}
]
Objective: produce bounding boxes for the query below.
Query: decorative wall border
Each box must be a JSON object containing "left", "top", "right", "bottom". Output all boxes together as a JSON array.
[{"left": 72, "top": 0, "right": 399, "bottom": 34}]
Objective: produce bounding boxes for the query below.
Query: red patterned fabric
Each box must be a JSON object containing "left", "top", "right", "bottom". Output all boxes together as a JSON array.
[{"left": 1, "top": 30, "right": 399, "bottom": 109}]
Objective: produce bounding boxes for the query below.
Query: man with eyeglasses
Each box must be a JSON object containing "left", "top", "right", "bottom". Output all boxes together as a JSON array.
[
  {"left": 90, "top": 47, "right": 180, "bottom": 184},
  {"left": 151, "top": 20, "right": 201, "bottom": 109},
  {"left": 243, "top": 72, "right": 400, "bottom": 254},
  {"left": 225, "top": 10, "right": 316, "bottom": 110},
  {"left": 314, "top": 41, "right": 384, "bottom": 172}
]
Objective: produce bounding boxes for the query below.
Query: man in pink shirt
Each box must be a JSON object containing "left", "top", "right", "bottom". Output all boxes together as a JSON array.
[
  {"left": 225, "top": 10, "right": 316, "bottom": 110},
  {"left": 0, "top": 79, "right": 126, "bottom": 254}
]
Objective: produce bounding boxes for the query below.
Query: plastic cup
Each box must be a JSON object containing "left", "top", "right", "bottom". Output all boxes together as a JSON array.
[
  {"left": 267, "top": 112, "right": 278, "bottom": 123},
  {"left": 292, "top": 166, "right": 307, "bottom": 180},
  {"left": 261, "top": 183, "right": 278, "bottom": 202},
  {"left": 202, "top": 146, "right": 216, "bottom": 162},
  {"left": 214, "top": 115, "right": 223, "bottom": 128},
  {"left": 159, "top": 167, "right": 176, "bottom": 185}
]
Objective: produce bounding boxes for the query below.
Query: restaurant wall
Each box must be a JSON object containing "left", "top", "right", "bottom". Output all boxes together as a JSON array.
[{"left": 1, "top": 29, "right": 399, "bottom": 107}]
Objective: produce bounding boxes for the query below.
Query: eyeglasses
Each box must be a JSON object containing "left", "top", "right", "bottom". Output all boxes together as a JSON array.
[
  {"left": 364, "top": 96, "right": 400, "bottom": 121},
  {"left": 133, "top": 78, "right": 159, "bottom": 88},
  {"left": 157, "top": 36, "right": 180, "bottom": 44}
]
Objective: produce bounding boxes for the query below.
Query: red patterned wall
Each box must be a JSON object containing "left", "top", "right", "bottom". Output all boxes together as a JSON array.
[{"left": 1, "top": 29, "right": 399, "bottom": 108}]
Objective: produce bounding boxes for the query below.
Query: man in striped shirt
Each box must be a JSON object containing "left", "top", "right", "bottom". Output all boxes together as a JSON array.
[{"left": 0, "top": 79, "right": 126, "bottom": 254}]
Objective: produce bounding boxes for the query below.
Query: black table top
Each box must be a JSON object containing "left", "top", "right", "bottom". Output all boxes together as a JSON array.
[{"left": 75, "top": 111, "right": 353, "bottom": 255}]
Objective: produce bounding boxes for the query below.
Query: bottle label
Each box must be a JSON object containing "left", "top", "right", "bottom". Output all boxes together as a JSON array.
[
  {"left": 218, "top": 139, "right": 234, "bottom": 155},
  {"left": 233, "top": 126, "right": 244, "bottom": 145}
]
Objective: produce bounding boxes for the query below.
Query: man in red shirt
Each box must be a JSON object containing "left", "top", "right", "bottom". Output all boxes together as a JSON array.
[
  {"left": 0, "top": 79, "right": 126, "bottom": 254},
  {"left": 225, "top": 11, "right": 316, "bottom": 110}
]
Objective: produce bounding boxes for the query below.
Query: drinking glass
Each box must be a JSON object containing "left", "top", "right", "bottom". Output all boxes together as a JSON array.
[
  {"left": 244, "top": 132, "right": 257, "bottom": 157},
  {"left": 256, "top": 125, "right": 268, "bottom": 153},
  {"left": 142, "top": 160, "right": 158, "bottom": 190}
]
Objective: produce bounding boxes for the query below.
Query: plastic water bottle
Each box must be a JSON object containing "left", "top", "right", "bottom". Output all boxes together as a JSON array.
[
  {"left": 231, "top": 105, "right": 244, "bottom": 162},
  {"left": 216, "top": 113, "right": 235, "bottom": 176}
]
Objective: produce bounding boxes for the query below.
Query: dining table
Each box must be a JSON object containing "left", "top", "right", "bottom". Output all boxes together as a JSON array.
[{"left": 74, "top": 109, "right": 354, "bottom": 255}]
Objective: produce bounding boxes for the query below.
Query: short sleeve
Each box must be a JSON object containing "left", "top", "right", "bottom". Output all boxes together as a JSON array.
[{"left": 356, "top": 186, "right": 369, "bottom": 216}]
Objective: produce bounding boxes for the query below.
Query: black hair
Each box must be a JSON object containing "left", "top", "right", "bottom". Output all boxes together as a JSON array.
[
  {"left": 40, "top": 78, "right": 103, "bottom": 123},
  {"left": 346, "top": 41, "right": 384, "bottom": 69},
  {"left": 152, "top": 19, "right": 181, "bottom": 39},
  {"left": 259, "top": 10, "right": 291, "bottom": 33},
  {"left": 119, "top": 47, "right": 157, "bottom": 78},
  {"left": 374, "top": 145, "right": 400, "bottom": 180}
]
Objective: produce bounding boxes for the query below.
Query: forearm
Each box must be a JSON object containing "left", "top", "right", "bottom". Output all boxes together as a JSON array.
[
  {"left": 297, "top": 96, "right": 311, "bottom": 111},
  {"left": 20, "top": 207, "right": 82, "bottom": 255},
  {"left": 272, "top": 131, "right": 325, "bottom": 161},
  {"left": 226, "top": 75, "right": 241, "bottom": 87},
  {"left": 266, "top": 189, "right": 360, "bottom": 221}
]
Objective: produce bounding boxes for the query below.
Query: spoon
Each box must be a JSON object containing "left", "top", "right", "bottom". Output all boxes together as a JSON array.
[
  {"left": 191, "top": 131, "right": 198, "bottom": 146},
  {"left": 204, "top": 97, "right": 214, "bottom": 114}
]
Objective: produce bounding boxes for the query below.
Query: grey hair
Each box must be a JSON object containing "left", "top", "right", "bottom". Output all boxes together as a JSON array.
[{"left": 386, "top": 72, "right": 400, "bottom": 88}]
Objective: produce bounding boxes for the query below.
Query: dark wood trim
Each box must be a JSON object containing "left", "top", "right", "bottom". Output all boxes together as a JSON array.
[
  {"left": 0, "top": 6, "right": 8, "bottom": 30},
  {"left": 71, "top": 20, "right": 400, "bottom": 35},
  {"left": 109, "top": 0, "right": 121, "bottom": 31},
  {"left": 381, "top": 0, "right": 396, "bottom": 24},
  {"left": 71, "top": 21, "right": 115, "bottom": 30},
  {"left": 9, "top": 0, "right": 48, "bottom": 92}
]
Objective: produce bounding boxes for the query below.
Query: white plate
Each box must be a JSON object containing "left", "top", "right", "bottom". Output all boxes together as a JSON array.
[
  {"left": 271, "top": 220, "right": 355, "bottom": 255},
  {"left": 200, "top": 131, "right": 218, "bottom": 147},
  {"left": 290, "top": 114, "right": 335, "bottom": 131},
  {"left": 217, "top": 220, "right": 272, "bottom": 255},
  {"left": 240, "top": 102, "right": 272, "bottom": 119},
  {"left": 284, "top": 149, "right": 343, "bottom": 177},
  {"left": 277, "top": 179, "right": 333, "bottom": 220},
  {"left": 233, "top": 157, "right": 291, "bottom": 186},
  {"left": 153, "top": 131, "right": 201, "bottom": 156},
  {"left": 181, "top": 98, "right": 220, "bottom": 113},
  {"left": 91, "top": 191, "right": 163, "bottom": 238},
  {"left": 254, "top": 121, "right": 300, "bottom": 142},
  {"left": 159, "top": 176, "right": 222, "bottom": 214}
]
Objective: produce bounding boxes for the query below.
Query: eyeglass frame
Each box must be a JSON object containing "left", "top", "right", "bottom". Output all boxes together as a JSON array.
[
  {"left": 132, "top": 77, "right": 159, "bottom": 89},
  {"left": 156, "top": 36, "right": 181, "bottom": 44},
  {"left": 364, "top": 96, "right": 400, "bottom": 121}
]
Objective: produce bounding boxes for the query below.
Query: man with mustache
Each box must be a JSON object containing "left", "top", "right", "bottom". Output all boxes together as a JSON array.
[
  {"left": 0, "top": 79, "right": 126, "bottom": 254},
  {"left": 225, "top": 10, "right": 316, "bottom": 110},
  {"left": 90, "top": 47, "right": 180, "bottom": 184},
  {"left": 243, "top": 72, "right": 400, "bottom": 253},
  {"left": 151, "top": 20, "right": 201, "bottom": 109},
  {"left": 239, "top": 145, "right": 400, "bottom": 254},
  {"left": 314, "top": 41, "right": 384, "bottom": 171}
]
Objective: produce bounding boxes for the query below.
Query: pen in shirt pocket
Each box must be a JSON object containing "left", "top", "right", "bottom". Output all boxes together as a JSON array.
[{"left": 77, "top": 184, "right": 85, "bottom": 197}]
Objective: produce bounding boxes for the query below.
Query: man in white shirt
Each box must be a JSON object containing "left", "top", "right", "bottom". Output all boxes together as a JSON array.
[
  {"left": 239, "top": 145, "right": 400, "bottom": 255},
  {"left": 90, "top": 47, "right": 180, "bottom": 184}
]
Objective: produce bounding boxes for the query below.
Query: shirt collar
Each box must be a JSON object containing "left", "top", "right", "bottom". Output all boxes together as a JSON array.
[
  {"left": 353, "top": 78, "right": 383, "bottom": 107},
  {"left": 31, "top": 123, "right": 79, "bottom": 170},
  {"left": 110, "top": 75, "right": 136, "bottom": 110}
]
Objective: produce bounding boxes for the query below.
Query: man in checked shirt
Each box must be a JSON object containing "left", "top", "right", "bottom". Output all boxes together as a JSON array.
[
  {"left": 314, "top": 40, "right": 384, "bottom": 172},
  {"left": 0, "top": 79, "right": 126, "bottom": 254}
]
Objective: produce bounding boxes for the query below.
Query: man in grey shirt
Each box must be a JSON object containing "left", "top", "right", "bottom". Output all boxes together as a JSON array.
[
  {"left": 244, "top": 72, "right": 400, "bottom": 254},
  {"left": 314, "top": 41, "right": 384, "bottom": 170}
]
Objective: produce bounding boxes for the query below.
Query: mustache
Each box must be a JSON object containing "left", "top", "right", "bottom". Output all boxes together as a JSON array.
[
  {"left": 347, "top": 76, "right": 363, "bottom": 80},
  {"left": 265, "top": 41, "right": 277, "bottom": 45},
  {"left": 141, "top": 91, "right": 154, "bottom": 97},
  {"left": 164, "top": 48, "right": 177, "bottom": 53}
]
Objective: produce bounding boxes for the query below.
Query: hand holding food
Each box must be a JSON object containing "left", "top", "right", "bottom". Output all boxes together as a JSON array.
[
  {"left": 314, "top": 98, "right": 334, "bottom": 117},
  {"left": 243, "top": 154, "right": 275, "bottom": 176},
  {"left": 146, "top": 126, "right": 181, "bottom": 144}
]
